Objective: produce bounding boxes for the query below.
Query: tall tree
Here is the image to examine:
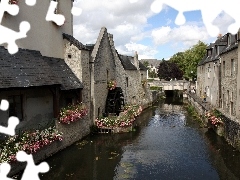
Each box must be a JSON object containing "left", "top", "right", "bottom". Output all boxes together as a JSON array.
[
  {"left": 157, "top": 60, "right": 183, "bottom": 81},
  {"left": 142, "top": 61, "right": 149, "bottom": 69},
  {"left": 169, "top": 41, "right": 208, "bottom": 80}
]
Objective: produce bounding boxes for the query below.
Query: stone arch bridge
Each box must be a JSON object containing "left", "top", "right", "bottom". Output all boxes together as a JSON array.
[{"left": 148, "top": 79, "right": 190, "bottom": 96}]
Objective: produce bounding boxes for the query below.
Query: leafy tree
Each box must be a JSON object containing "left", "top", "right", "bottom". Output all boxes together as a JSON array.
[
  {"left": 157, "top": 60, "right": 183, "bottom": 81},
  {"left": 142, "top": 61, "right": 149, "bottom": 69},
  {"left": 169, "top": 41, "right": 208, "bottom": 80}
]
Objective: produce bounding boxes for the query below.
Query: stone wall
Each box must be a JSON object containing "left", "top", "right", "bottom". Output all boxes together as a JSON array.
[
  {"left": 8, "top": 116, "right": 90, "bottom": 177},
  {"left": 64, "top": 40, "right": 92, "bottom": 128},
  {"left": 0, "top": 88, "right": 53, "bottom": 134},
  {"left": 92, "top": 28, "right": 116, "bottom": 120},
  {"left": 220, "top": 48, "right": 238, "bottom": 117},
  {"left": 187, "top": 93, "right": 240, "bottom": 151},
  {"left": 2, "top": 1, "right": 73, "bottom": 59}
]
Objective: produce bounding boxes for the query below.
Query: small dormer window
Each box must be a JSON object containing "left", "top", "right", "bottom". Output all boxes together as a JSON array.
[
  {"left": 207, "top": 49, "right": 212, "bottom": 56},
  {"left": 228, "top": 35, "right": 231, "bottom": 46},
  {"left": 235, "top": 33, "right": 238, "bottom": 44},
  {"left": 215, "top": 46, "right": 219, "bottom": 55}
]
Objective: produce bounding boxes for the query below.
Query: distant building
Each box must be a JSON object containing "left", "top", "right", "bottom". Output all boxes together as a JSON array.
[{"left": 140, "top": 59, "right": 161, "bottom": 78}]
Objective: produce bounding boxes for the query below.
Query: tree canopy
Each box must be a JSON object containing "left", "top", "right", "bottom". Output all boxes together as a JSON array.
[
  {"left": 169, "top": 41, "right": 208, "bottom": 80},
  {"left": 157, "top": 60, "right": 183, "bottom": 81}
]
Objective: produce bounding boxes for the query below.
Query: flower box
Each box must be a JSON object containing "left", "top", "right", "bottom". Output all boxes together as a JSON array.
[
  {"left": 58, "top": 102, "right": 88, "bottom": 124},
  {"left": 95, "top": 104, "right": 142, "bottom": 131},
  {"left": 0, "top": 126, "right": 63, "bottom": 163}
]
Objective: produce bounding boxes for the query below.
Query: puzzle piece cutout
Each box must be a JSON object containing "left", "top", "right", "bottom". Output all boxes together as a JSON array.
[
  {"left": 0, "top": 99, "right": 19, "bottom": 136},
  {"left": 0, "top": 0, "right": 19, "bottom": 22},
  {"left": 46, "top": 0, "right": 82, "bottom": 26},
  {"left": 16, "top": 151, "right": 50, "bottom": 180},
  {"left": 0, "top": 163, "right": 15, "bottom": 180},
  {"left": 0, "top": 21, "right": 30, "bottom": 54},
  {"left": 0, "top": 99, "right": 9, "bottom": 111},
  {"left": 149, "top": 0, "right": 240, "bottom": 37},
  {"left": 25, "top": 0, "right": 37, "bottom": 6},
  {"left": 0, "top": 0, "right": 31, "bottom": 54},
  {"left": 46, "top": 1, "right": 65, "bottom": 26}
]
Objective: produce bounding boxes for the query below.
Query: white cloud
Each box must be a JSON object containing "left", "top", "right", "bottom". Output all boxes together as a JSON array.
[
  {"left": 124, "top": 42, "right": 158, "bottom": 59},
  {"left": 151, "top": 24, "right": 210, "bottom": 49}
]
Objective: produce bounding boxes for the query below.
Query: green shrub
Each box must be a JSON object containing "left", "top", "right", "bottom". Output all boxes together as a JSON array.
[{"left": 150, "top": 86, "right": 162, "bottom": 91}]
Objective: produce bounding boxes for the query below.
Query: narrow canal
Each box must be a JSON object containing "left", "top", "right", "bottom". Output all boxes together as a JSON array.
[{"left": 41, "top": 97, "right": 240, "bottom": 180}]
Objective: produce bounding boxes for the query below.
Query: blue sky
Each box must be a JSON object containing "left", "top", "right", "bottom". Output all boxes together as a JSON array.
[{"left": 73, "top": 0, "right": 234, "bottom": 60}]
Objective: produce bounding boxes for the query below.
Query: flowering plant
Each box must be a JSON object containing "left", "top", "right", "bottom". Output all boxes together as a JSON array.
[
  {"left": 95, "top": 104, "right": 142, "bottom": 128},
  {"left": 58, "top": 102, "right": 88, "bottom": 124},
  {"left": 0, "top": 126, "right": 63, "bottom": 163},
  {"left": 9, "top": 0, "right": 18, "bottom": 4},
  {"left": 205, "top": 109, "right": 223, "bottom": 127},
  {"left": 107, "top": 80, "right": 117, "bottom": 90}
]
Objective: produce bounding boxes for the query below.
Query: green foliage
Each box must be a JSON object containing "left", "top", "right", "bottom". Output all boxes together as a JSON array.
[
  {"left": 169, "top": 41, "right": 208, "bottom": 80},
  {"left": 148, "top": 69, "right": 157, "bottom": 78},
  {"left": 142, "top": 61, "right": 149, "bottom": 69},
  {"left": 147, "top": 78, "right": 154, "bottom": 82},
  {"left": 157, "top": 60, "right": 183, "bottom": 80},
  {"left": 150, "top": 86, "right": 162, "bottom": 91}
]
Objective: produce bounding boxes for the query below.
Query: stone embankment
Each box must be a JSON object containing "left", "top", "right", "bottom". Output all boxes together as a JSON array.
[{"left": 187, "top": 93, "right": 240, "bottom": 151}]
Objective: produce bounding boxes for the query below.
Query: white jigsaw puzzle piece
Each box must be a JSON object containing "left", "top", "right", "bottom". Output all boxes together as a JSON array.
[
  {"left": 0, "top": 163, "right": 15, "bottom": 180},
  {"left": 0, "top": 99, "right": 19, "bottom": 136},
  {"left": 16, "top": 151, "right": 50, "bottom": 180},
  {"left": 150, "top": 0, "right": 240, "bottom": 37},
  {"left": 46, "top": 0, "right": 65, "bottom": 26},
  {"left": 25, "top": 0, "right": 37, "bottom": 6},
  {"left": 71, "top": 6, "right": 82, "bottom": 16},
  {"left": 0, "top": 21, "right": 31, "bottom": 54},
  {"left": 0, "top": 0, "right": 19, "bottom": 23},
  {"left": 0, "top": 99, "right": 9, "bottom": 111},
  {"left": 0, "top": 116, "right": 19, "bottom": 136}
]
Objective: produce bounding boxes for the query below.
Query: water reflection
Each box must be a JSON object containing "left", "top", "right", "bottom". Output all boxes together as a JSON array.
[{"left": 41, "top": 98, "right": 240, "bottom": 180}]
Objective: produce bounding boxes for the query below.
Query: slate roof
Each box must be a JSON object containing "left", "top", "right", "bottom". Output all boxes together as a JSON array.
[
  {"left": 139, "top": 61, "right": 148, "bottom": 71},
  {"left": 140, "top": 59, "right": 161, "bottom": 67},
  {"left": 44, "top": 57, "right": 84, "bottom": 90},
  {"left": 63, "top": 33, "right": 91, "bottom": 51},
  {"left": 198, "top": 34, "right": 229, "bottom": 66},
  {"left": 118, "top": 54, "right": 137, "bottom": 70},
  {"left": 0, "top": 46, "right": 83, "bottom": 90}
]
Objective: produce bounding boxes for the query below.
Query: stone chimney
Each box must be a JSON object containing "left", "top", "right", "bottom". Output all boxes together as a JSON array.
[
  {"left": 108, "top": 33, "right": 114, "bottom": 46},
  {"left": 217, "top": 33, "right": 222, "bottom": 39},
  {"left": 133, "top": 51, "right": 139, "bottom": 69}
]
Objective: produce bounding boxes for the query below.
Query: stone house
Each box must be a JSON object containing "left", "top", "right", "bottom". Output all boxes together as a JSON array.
[
  {"left": 0, "top": 46, "right": 83, "bottom": 134},
  {"left": 1, "top": 0, "right": 152, "bottom": 138},
  {"left": 197, "top": 35, "right": 228, "bottom": 107},
  {"left": 197, "top": 32, "right": 239, "bottom": 117},
  {"left": 2, "top": 0, "right": 73, "bottom": 59},
  {"left": 63, "top": 27, "right": 152, "bottom": 123},
  {"left": 140, "top": 59, "right": 161, "bottom": 78},
  {"left": 219, "top": 33, "right": 238, "bottom": 117}
]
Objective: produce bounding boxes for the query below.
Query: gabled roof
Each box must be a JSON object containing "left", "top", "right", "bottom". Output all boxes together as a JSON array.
[
  {"left": 139, "top": 61, "right": 148, "bottom": 71},
  {"left": 63, "top": 33, "right": 91, "bottom": 51},
  {"left": 0, "top": 46, "right": 83, "bottom": 90},
  {"left": 118, "top": 54, "right": 137, "bottom": 70},
  {"left": 140, "top": 59, "right": 161, "bottom": 67},
  {"left": 198, "top": 34, "right": 229, "bottom": 66}
]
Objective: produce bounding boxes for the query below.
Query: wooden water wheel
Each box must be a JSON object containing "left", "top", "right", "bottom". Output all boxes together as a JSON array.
[{"left": 105, "top": 87, "right": 125, "bottom": 116}]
